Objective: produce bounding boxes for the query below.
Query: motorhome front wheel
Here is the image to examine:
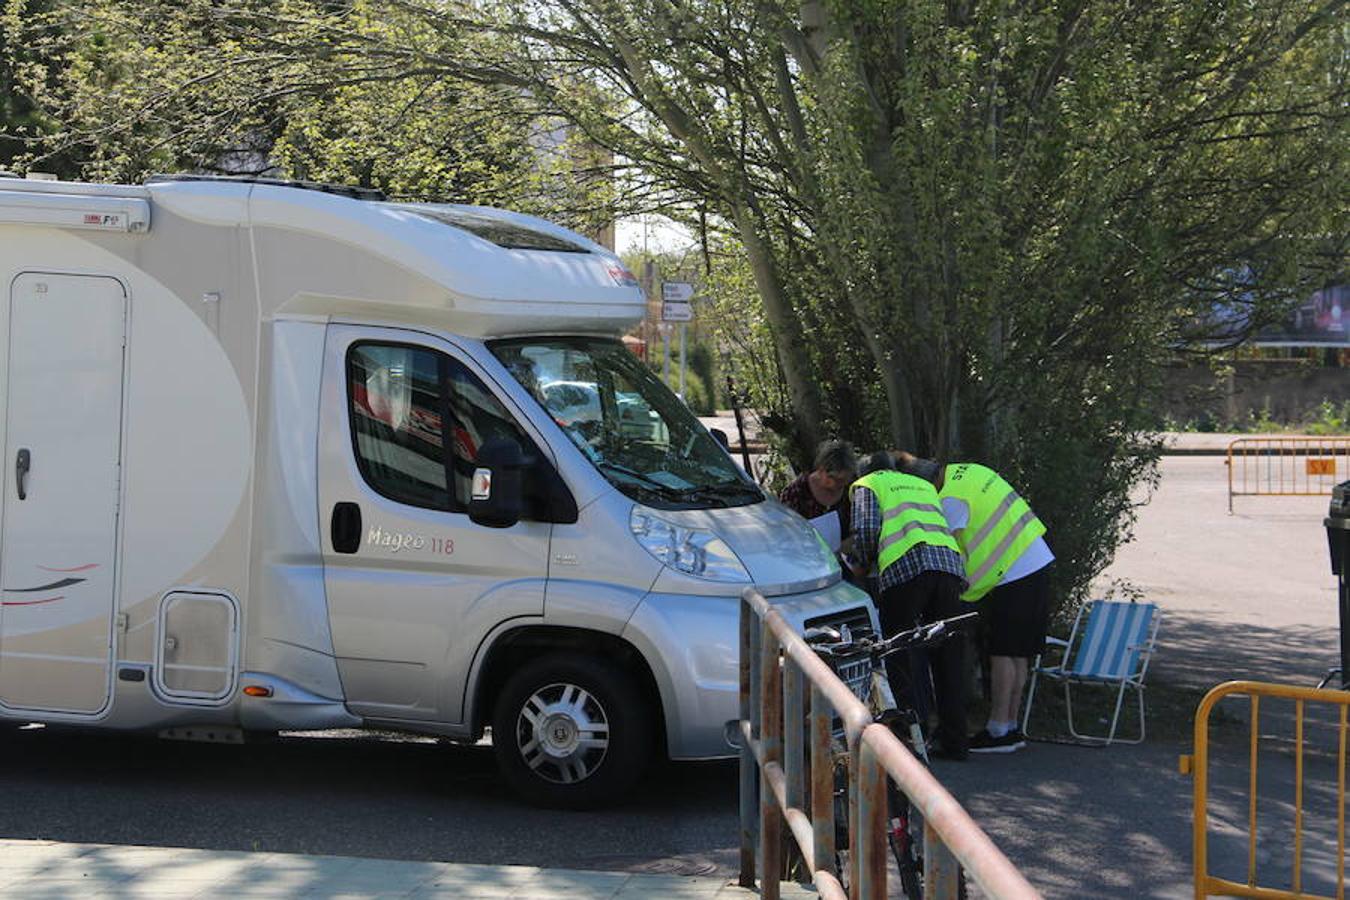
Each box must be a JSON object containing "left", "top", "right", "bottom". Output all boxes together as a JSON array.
[{"left": 492, "top": 653, "right": 652, "bottom": 809}]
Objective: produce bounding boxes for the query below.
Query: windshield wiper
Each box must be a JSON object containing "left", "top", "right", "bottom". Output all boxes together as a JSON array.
[
  {"left": 673, "top": 481, "right": 764, "bottom": 506},
  {"left": 597, "top": 462, "right": 762, "bottom": 507},
  {"left": 595, "top": 460, "right": 683, "bottom": 495}
]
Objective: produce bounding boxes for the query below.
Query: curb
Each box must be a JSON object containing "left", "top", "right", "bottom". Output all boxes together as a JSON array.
[{"left": 1163, "top": 447, "right": 1231, "bottom": 456}]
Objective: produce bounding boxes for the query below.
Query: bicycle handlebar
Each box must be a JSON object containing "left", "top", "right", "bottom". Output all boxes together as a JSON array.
[
  {"left": 806, "top": 610, "right": 978, "bottom": 658},
  {"left": 877, "top": 611, "right": 979, "bottom": 658}
]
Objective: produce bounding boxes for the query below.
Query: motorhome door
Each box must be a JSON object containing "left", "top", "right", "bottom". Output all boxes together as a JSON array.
[
  {"left": 317, "top": 326, "right": 550, "bottom": 724},
  {"left": 0, "top": 273, "right": 126, "bottom": 714}
]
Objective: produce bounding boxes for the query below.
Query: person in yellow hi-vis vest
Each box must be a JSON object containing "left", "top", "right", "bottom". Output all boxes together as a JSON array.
[
  {"left": 849, "top": 451, "right": 970, "bottom": 760},
  {"left": 898, "top": 453, "right": 1054, "bottom": 755}
]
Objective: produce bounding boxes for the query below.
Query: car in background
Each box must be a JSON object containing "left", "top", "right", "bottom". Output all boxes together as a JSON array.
[
  {"left": 617, "top": 392, "right": 668, "bottom": 442},
  {"left": 541, "top": 380, "right": 669, "bottom": 444},
  {"left": 541, "top": 380, "right": 601, "bottom": 427}
]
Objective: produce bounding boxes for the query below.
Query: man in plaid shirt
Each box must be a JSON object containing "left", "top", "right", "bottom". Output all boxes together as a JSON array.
[{"left": 851, "top": 451, "right": 969, "bottom": 760}]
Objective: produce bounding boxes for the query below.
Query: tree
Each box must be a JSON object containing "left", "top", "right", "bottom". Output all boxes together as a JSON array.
[
  {"left": 473, "top": 0, "right": 1345, "bottom": 601},
  {"left": 4, "top": 0, "right": 1343, "bottom": 604},
  {"left": 0, "top": 0, "right": 609, "bottom": 228}
]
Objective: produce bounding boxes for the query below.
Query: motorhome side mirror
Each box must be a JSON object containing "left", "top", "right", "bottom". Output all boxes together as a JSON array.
[
  {"left": 710, "top": 428, "right": 730, "bottom": 451},
  {"left": 469, "top": 438, "right": 527, "bottom": 529}
]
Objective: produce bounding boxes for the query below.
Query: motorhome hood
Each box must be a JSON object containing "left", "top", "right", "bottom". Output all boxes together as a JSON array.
[{"left": 654, "top": 500, "right": 841, "bottom": 595}]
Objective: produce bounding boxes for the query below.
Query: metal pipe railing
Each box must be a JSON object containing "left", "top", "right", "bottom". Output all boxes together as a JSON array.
[{"left": 738, "top": 587, "right": 1042, "bottom": 900}]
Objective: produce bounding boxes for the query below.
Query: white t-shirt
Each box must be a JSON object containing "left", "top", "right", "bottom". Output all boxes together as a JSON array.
[{"left": 940, "top": 496, "right": 1053, "bottom": 584}]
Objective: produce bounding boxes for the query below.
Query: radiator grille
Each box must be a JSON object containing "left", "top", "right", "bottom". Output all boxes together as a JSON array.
[
  {"left": 834, "top": 654, "right": 873, "bottom": 703},
  {"left": 804, "top": 605, "right": 874, "bottom": 640},
  {"left": 804, "top": 605, "right": 876, "bottom": 703}
]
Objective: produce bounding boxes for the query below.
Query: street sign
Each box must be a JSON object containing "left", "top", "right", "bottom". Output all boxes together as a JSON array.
[
  {"left": 662, "top": 301, "right": 693, "bottom": 322},
  {"left": 662, "top": 281, "right": 695, "bottom": 303}
]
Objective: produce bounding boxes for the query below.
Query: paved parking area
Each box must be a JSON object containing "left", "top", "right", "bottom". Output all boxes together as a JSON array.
[
  {"left": 941, "top": 455, "right": 1342, "bottom": 898},
  {"left": 7, "top": 450, "right": 1342, "bottom": 898}
]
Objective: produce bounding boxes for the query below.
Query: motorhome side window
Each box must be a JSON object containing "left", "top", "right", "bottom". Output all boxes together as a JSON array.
[{"left": 347, "top": 343, "right": 530, "bottom": 512}]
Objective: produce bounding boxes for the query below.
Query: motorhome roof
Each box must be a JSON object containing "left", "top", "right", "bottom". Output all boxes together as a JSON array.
[
  {"left": 0, "top": 175, "right": 645, "bottom": 337},
  {"left": 146, "top": 173, "right": 388, "bottom": 202}
]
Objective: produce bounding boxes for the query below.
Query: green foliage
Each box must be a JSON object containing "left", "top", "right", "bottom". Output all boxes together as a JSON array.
[
  {"left": 679, "top": 371, "right": 715, "bottom": 416},
  {"left": 686, "top": 341, "right": 717, "bottom": 408},
  {"left": 650, "top": 364, "right": 714, "bottom": 416},
  {"left": 0, "top": 0, "right": 612, "bottom": 231},
  {"left": 476, "top": 0, "right": 1345, "bottom": 608},
  {"left": 1165, "top": 397, "right": 1350, "bottom": 435},
  {"left": 5, "top": 0, "right": 1343, "bottom": 611},
  {"left": 1304, "top": 400, "right": 1350, "bottom": 436},
  {"left": 1241, "top": 402, "right": 1285, "bottom": 434},
  {"left": 695, "top": 240, "right": 791, "bottom": 425}
]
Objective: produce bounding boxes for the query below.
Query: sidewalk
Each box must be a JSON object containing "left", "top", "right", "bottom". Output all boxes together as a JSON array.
[
  {"left": 1158, "top": 431, "right": 1313, "bottom": 454},
  {"left": 0, "top": 839, "right": 817, "bottom": 898}
]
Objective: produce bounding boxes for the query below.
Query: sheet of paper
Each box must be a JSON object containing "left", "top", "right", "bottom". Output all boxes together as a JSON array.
[
  {"left": 647, "top": 471, "right": 693, "bottom": 489},
  {"left": 809, "top": 510, "right": 842, "bottom": 552}
]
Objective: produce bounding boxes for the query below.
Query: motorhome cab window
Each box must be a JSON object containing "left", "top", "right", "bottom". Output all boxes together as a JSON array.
[
  {"left": 347, "top": 343, "right": 531, "bottom": 511},
  {"left": 490, "top": 337, "right": 764, "bottom": 511}
]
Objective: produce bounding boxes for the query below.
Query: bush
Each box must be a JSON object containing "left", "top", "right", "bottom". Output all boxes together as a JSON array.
[
  {"left": 1305, "top": 399, "right": 1350, "bottom": 436},
  {"left": 656, "top": 369, "right": 715, "bottom": 416},
  {"left": 687, "top": 342, "right": 719, "bottom": 409}
]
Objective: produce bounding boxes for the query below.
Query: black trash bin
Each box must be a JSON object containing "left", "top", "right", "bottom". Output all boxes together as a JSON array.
[{"left": 1323, "top": 480, "right": 1350, "bottom": 689}]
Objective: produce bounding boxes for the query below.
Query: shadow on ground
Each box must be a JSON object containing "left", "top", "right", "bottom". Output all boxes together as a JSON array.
[
  {"left": 1155, "top": 611, "right": 1340, "bottom": 690},
  {"left": 0, "top": 725, "right": 743, "bottom": 878},
  {"left": 945, "top": 606, "right": 1347, "bottom": 898}
]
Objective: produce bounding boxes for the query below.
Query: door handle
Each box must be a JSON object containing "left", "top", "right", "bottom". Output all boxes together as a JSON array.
[
  {"left": 331, "top": 502, "right": 362, "bottom": 554},
  {"left": 15, "top": 448, "right": 30, "bottom": 500}
]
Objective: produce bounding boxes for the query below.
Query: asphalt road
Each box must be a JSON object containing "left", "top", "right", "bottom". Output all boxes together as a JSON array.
[
  {"left": 1, "top": 455, "right": 1341, "bottom": 897},
  {"left": 0, "top": 724, "right": 743, "bottom": 876},
  {"left": 939, "top": 455, "right": 1341, "bottom": 898}
]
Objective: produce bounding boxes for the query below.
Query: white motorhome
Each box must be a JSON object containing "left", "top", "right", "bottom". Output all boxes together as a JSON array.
[{"left": 0, "top": 174, "right": 872, "bottom": 807}]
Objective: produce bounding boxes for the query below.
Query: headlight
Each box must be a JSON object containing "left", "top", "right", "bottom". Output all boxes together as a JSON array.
[{"left": 630, "top": 507, "right": 750, "bottom": 582}]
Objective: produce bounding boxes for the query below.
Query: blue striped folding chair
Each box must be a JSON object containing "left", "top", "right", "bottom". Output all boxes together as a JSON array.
[{"left": 1021, "top": 600, "right": 1161, "bottom": 745}]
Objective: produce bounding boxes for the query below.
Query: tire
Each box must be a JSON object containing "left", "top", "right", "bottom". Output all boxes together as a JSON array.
[
  {"left": 889, "top": 790, "right": 968, "bottom": 900},
  {"left": 491, "top": 653, "right": 653, "bottom": 809},
  {"left": 889, "top": 784, "right": 925, "bottom": 900},
  {"left": 888, "top": 757, "right": 968, "bottom": 898}
]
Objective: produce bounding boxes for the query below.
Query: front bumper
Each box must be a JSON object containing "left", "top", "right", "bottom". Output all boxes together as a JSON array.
[{"left": 622, "top": 578, "right": 874, "bottom": 759}]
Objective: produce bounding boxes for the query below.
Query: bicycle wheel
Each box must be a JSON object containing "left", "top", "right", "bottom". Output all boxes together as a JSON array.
[
  {"left": 886, "top": 755, "right": 969, "bottom": 899},
  {"left": 887, "top": 781, "right": 924, "bottom": 900}
]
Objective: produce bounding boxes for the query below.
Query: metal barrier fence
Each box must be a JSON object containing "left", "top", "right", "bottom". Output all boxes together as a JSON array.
[
  {"left": 1226, "top": 437, "right": 1350, "bottom": 513},
  {"left": 737, "top": 587, "right": 1040, "bottom": 900},
  {"left": 1181, "top": 680, "right": 1349, "bottom": 899}
]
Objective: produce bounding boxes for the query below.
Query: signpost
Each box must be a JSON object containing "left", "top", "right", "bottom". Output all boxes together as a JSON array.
[
  {"left": 661, "top": 282, "right": 696, "bottom": 397},
  {"left": 662, "top": 282, "right": 695, "bottom": 303},
  {"left": 661, "top": 301, "right": 693, "bottom": 322}
]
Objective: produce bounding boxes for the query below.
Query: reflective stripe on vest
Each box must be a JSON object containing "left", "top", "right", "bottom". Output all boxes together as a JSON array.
[
  {"left": 852, "top": 470, "right": 959, "bottom": 575},
  {"left": 940, "top": 463, "right": 1046, "bottom": 602}
]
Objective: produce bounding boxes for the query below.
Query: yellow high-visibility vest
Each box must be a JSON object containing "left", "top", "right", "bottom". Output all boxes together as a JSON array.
[
  {"left": 851, "top": 470, "right": 959, "bottom": 575},
  {"left": 939, "top": 463, "right": 1046, "bottom": 602}
]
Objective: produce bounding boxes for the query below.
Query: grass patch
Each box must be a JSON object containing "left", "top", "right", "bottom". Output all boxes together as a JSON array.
[{"left": 1002, "top": 677, "right": 1244, "bottom": 745}]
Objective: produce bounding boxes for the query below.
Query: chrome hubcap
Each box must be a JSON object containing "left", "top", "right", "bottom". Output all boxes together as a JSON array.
[{"left": 516, "top": 682, "right": 610, "bottom": 785}]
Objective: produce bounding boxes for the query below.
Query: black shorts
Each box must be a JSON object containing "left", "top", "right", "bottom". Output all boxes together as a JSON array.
[{"left": 979, "top": 566, "right": 1051, "bottom": 658}]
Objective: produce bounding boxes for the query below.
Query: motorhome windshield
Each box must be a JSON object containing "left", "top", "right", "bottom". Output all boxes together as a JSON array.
[{"left": 490, "top": 337, "right": 763, "bottom": 510}]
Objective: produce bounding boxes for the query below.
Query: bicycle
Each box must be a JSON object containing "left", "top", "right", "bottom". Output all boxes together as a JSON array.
[{"left": 803, "top": 611, "right": 976, "bottom": 899}]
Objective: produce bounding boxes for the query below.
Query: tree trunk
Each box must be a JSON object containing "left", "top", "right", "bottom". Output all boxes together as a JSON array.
[{"left": 730, "top": 202, "right": 825, "bottom": 456}]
